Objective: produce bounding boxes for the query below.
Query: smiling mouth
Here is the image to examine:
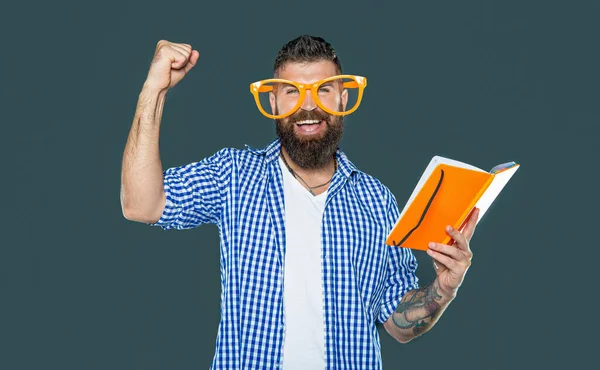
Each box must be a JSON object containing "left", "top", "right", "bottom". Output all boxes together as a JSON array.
[{"left": 295, "top": 119, "right": 325, "bottom": 133}]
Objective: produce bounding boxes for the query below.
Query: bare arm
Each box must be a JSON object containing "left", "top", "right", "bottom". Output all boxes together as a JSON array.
[
  {"left": 383, "top": 278, "right": 452, "bottom": 343},
  {"left": 120, "top": 86, "right": 168, "bottom": 223},
  {"left": 384, "top": 208, "right": 480, "bottom": 343},
  {"left": 120, "top": 40, "right": 199, "bottom": 223}
]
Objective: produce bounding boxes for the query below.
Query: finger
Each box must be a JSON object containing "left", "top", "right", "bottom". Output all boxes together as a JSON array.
[
  {"left": 434, "top": 240, "right": 473, "bottom": 262},
  {"left": 170, "top": 45, "right": 197, "bottom": 73},
  {"left": 446, "top": 224, "right": 470, "bottom": 252},
  {"left": 184, "top": 50, "right": 199, "bottom": 73},
  {"left": 163, "top": 47, "right": 188, "bottom": 69},
  {"left": 170, "top": 43, "right": 190, "bottom": 57},
  {"left": 427, "top": 249, "right": 458, "bottom": 271},
  {"left": 429, "top": 242, "right": 463, "bottom": 260},
  {"left": 462, "top": 207, "right": 480, "bottom": 241},
  {"left": 175, "top": 43, "right": 192, "bottom": 52},
  {"left": 169, "top": 46, "right": 190, "bottom": 69}
]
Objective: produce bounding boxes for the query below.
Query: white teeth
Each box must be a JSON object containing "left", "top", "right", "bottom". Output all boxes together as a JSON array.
[{"left": 295, "top": 120, "right": 321, "bottom": 125}]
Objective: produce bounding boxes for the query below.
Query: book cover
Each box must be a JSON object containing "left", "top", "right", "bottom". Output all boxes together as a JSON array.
[{"left": 386, "top": 156, "right": 519, "bottom": 250}]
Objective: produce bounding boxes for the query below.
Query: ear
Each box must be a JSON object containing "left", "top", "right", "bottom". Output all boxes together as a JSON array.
[
  {"left": 269, "top": 92, "right": 276, "bottom": 115},
  {"left": 341, "top": 88, "right": 348, "bottom": 111}
]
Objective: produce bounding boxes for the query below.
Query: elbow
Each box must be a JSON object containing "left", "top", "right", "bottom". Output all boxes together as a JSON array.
[
  {"left": 120, "top": 187, "right": 164, "bottom": 223},
  {"left": 121, "top": 202, "right": 138, "bottom": 221},
  {"left": 383, "top": 319, "right": 415, "bottom": 344},
  {"left": 120, "top": 196, "right": 163, "bottom": 224},
  {"left": 121, "top": 205, "right": 137, "bottom": 221},
  {"left": 389, "top": 329, "right": 413, "bottom": 344},
  {"left": 121, "top": 205, "right": 161, "bottom": 224},
  {"left": 394, "top": 334, "right": 414, "bottom": 344},
  {"left": 120, "top": 191, "right": 137, "bottom": 221}
]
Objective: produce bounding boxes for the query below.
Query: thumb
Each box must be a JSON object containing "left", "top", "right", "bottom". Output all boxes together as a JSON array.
[
  {"left": 433, "top": 259, "right": 448, "bottom": 274},
  {"left": 170, "top": 53, "right": 189, "bottom": 69},
  {"left": 184, "top": 50, "right": 200, "bottom": 73}
]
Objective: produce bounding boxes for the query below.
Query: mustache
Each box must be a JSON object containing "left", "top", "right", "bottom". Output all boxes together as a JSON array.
[{"left": 288, "top": 109, "right": 330, "bottom": 124}]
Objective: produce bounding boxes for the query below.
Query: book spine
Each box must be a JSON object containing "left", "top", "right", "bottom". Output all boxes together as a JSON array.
[{"left": 441, "top": 174, "right": 494, "bottom": 245}]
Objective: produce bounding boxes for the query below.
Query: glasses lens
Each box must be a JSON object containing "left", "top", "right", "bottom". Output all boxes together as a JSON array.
[
  {"left": 317, "top": 76, "right": 360, "bottom": 114},
  {"left": 257, "top": 81, "right": 300, "bottom": 117}
]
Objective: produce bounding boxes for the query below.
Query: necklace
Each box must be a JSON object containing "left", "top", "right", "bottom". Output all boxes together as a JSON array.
[{"left": 280, "top": 150, "right": 337, "bottom": 196}]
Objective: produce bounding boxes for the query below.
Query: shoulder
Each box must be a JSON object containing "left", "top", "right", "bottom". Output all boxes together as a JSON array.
[
  {"left": 353, "top": 170, "right": 397, "bottom": 209},
  {"left": 180, "top": 145, "right": 263, "bottom": 168},
  {"left": 339, "top": 150, "right": 396, "bottom": 208},
  {"left": 178, "top": 140, "right": 278, "bottom": 177}
]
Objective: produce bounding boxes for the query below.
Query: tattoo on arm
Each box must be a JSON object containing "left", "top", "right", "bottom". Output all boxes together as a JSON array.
[{"left": 392, "top": 280, "right": 445, "bottom": 337}]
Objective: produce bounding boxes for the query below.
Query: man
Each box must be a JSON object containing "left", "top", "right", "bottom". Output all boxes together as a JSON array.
[{"left": 121, "top": 35, "right": 478, "bottom": 369}]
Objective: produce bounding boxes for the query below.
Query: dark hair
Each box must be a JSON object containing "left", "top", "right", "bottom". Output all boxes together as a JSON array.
[{"left": 273, "top": 35, "right": 342, "bottom": 77}]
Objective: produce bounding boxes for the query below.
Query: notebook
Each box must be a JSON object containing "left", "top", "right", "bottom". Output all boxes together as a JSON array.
[{"left": 386, "top": 156, "right": 520, "bottom": 251}]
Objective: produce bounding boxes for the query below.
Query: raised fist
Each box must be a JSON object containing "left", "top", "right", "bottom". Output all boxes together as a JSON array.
[{"left": 145, "top": 40, "right": 199, "bottom": 91}]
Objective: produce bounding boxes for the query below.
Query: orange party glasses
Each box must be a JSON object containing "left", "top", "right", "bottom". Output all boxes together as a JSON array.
[{"left": 249, "top": 75, "right": 367, "bottom": 119}]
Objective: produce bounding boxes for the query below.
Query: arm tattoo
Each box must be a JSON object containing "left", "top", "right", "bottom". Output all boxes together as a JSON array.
[{"left": 392, "top": 280, "right": 445, "bottom": 336}]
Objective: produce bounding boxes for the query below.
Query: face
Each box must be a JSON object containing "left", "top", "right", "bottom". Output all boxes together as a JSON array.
[{"left": 270, "top": 60, "right": 348, "bottom": 169}]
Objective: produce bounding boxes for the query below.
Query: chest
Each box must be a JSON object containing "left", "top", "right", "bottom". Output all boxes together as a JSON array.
[{"left": 230, "top": 173, "right": 389, "bottom": 283}]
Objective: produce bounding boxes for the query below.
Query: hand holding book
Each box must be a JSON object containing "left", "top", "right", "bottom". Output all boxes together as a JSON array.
[{"left": 426, "top": 207, "right": 479, "bottom": 300}]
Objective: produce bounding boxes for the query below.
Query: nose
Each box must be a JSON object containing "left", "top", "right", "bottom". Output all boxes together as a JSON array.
[{"left": 300, "top": 90, "right": 317, "bottom": 111}]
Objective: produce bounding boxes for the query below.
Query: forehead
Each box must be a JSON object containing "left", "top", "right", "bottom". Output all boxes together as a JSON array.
[{"left": 277, "top": 60, "right": 339, "bottom": 83}]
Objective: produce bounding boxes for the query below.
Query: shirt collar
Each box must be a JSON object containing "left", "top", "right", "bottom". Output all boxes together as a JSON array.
[{"left": 244, "top": 138, "right": 362, "bottom": 180}]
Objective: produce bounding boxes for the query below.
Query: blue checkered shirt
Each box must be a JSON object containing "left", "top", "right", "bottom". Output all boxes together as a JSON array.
[{"left": 150, "top": 138, "right": 419, "bottom": 369}]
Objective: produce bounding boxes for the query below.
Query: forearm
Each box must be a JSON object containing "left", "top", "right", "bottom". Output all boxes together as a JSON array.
[
  {"left": 120, "top": 84, "right": 168, "bottom": 222},
  {"left": 385, "top": 278, "right": 453, "bottom": 343}
]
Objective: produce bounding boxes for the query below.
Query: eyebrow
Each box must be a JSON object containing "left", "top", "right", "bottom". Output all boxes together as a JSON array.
[{"left": 321, "top": 80, "right": 343, "bottom": 89}]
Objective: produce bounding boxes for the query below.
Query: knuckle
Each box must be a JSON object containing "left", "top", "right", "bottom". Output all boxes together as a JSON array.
[{"left": 156, "top": 43, "right": 171, "bottom": 54}]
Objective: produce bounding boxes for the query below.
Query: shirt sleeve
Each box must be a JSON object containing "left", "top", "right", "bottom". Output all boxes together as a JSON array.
[
  {"left": 148, "top": 148, "right": 232, "bottom": 230},
  {"left": 376, "top": 191, "right": 420, "bottom": 324}
]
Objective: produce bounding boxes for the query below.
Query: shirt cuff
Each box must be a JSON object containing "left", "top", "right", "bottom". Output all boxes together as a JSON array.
[{"left": 147, "top": 179, "right": 183, "bottom": 230}]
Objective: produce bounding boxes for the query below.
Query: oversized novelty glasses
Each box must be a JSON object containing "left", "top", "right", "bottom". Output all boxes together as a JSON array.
[{"left": 249, "top": 75, "right": 367, "bottom": 119}]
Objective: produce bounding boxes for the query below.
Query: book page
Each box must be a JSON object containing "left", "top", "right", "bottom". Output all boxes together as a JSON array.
[
  {"left": 397, "top": 156, "right": 486, "bottom": 221},
  {"left": 474, "top": 164, "right": 520, "bottom": 221},
  {"left": 490, "top": 161, "right": 517, "bottom": 174}
]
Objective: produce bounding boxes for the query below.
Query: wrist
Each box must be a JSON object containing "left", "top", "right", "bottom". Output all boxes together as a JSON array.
[
  {"left": 434, "top": 279, "right": 456, "bottom": 304},
  {"left": 141, "top": 81, "right": 169, "bottom": 97}
]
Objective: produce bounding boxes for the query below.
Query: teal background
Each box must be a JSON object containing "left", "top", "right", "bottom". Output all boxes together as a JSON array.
[{"left": 1, "top": 0, "right": 597, "bottom": 369}]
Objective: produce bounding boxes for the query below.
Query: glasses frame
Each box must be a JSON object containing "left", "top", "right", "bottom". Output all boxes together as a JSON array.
[{"left": 249, "top": 74, "right": 367, "bottom": 119}]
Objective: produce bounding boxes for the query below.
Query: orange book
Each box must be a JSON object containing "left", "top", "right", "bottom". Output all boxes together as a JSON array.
[{"left": 386, "top": 156, "right": 520, "bottom": 251}]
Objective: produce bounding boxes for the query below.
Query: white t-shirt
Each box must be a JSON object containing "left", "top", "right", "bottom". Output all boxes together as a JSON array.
[{"left": 279, "top": 156, "right": 327, "bottom": 370}]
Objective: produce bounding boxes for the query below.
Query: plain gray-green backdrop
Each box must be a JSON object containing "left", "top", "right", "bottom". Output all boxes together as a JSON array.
[{"left": 2, "top": 0, "right": 598, "bottom": 369}]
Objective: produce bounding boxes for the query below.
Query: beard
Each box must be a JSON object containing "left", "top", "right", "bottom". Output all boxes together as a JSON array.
[{"left": 275, "top": 103, "right": 345, "bottom": 169}]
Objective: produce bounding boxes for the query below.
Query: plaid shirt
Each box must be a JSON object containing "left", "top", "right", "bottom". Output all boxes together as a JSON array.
[{"left": 150, "top": 138, "right": 419, "bottom": 369}]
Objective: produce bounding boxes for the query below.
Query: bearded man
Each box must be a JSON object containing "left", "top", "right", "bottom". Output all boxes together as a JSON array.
[{"left": 120, "top": 35, "right": 478, "bottom": 370}]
